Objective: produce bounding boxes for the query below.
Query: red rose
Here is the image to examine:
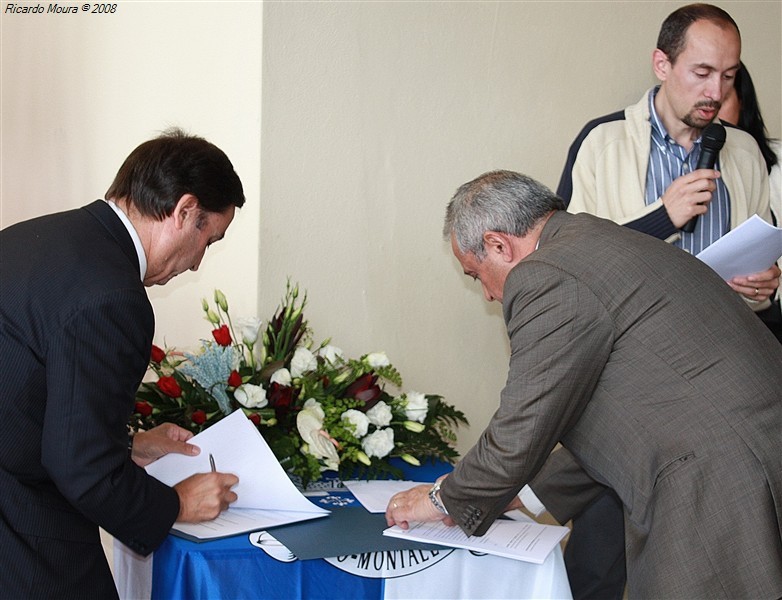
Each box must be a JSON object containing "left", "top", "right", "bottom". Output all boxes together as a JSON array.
[
  {"left": 191, "top": 409, "right": 207, "bottom": 425},
  {"left": 267, "top": 382, "right": 298, "bottom": 421},
  {"left": 212, "top": 324, "right": 232, "bottom": 347},
  {"left": 227, "top": 370, "right": 242, "bottom": 388},
  {"left": 150, "top": 344, "right": 166, "bottom": 364},
  {"left": 267, "top": 382, "right": 294, "bottom": 409},
  {"left": 134, "top": 401, "right": 153, "bottom": 417},
  {"left": 248, "top": 413, "right": 260, "bottom": 426},
  {"left": 156, "top": 376, "right": 182, "bottom": 398}
]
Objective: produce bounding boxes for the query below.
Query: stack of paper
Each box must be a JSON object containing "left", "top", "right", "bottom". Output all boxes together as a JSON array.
[
  {"left": 343, "top": 479, "right": 569, "bottom": 564},
  {"left": 384, "top": 514, "right": 569, "bottom": 565}
]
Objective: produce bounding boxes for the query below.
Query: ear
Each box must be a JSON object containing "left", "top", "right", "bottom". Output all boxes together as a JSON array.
[
  {"left": 652, "top": 48, "right": 670, "bottom": 81},
  {"left": 171, "top": 194, "right": 200, "bottom": 230},
  {"left": 482, "top": 231, "right": 514, "bottom": 262}
]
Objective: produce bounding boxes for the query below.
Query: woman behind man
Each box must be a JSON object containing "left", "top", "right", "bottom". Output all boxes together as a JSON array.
[{"left": 719, "top": 62, "right": 782, "bottom": 342}]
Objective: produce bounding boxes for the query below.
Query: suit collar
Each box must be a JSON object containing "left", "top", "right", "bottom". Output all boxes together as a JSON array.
[
  {"left": 83, "top": 200, "right": 141, "bottom": 276},
  {"left": 537, "top": 210, "right": 569, "bottom": 247}
]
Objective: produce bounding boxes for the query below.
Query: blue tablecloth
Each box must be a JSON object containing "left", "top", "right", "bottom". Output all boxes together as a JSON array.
[{"left": 114, "top": 460, "right": 572, "bottom": 599}]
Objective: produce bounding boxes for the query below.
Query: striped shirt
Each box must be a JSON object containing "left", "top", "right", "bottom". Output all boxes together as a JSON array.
[{"left": 645, "top": 87, "right": 730, "bottom": 255}]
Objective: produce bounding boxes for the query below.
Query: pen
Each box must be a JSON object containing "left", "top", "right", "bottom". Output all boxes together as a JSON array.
[{"left": 209, "top": 453, "right": 216, "bottom": 473}]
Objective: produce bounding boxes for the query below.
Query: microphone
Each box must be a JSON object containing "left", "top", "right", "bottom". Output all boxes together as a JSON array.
[{"left": 681, "top": 122, "right": 726, "bottom": 233}]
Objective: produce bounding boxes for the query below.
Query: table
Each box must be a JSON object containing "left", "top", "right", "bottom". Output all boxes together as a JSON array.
[{"left": 114, "top": 462, "right": 572, "bottom": 599}]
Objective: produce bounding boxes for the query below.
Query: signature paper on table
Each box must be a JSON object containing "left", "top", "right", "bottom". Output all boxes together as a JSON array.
[
  {"left": 696, "top": 214, "right": 782, "bottom": 280},
  {"left": 145, "top": 410, "right": 328, "bottom": 541},
  {"left": 384, "top": 513, "right": 568, "bottom": 564}
]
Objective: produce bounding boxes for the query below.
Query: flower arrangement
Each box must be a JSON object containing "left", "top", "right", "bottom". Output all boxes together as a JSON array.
[{"left": 132, "top": 281, "right": 468, "bottom": 485}]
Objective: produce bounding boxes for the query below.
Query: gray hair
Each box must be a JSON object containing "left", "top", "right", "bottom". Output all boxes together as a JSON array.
[{"left": 443, "top": 170, "right": 565, "bottom": 259}]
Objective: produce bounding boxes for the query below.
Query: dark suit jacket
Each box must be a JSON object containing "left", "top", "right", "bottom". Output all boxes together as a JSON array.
[
  {"left": 0, "top": 201, "right": 179, "bottom": 598},
  {"left": 440, "top": 211, "right": 782, "bottom": 598}
]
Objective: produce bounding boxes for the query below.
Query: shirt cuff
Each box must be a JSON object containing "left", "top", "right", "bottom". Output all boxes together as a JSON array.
[{"left": 518, "top": 485, "right": 548, "bottom": 517}]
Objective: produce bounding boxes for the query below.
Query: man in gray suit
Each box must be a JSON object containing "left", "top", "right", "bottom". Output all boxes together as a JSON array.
[
  {"left": 385, "top": 170, "right": 782, "bottom": 598},
  {"left": 549, "top": 5, "right": 778, "bottom": 596}
]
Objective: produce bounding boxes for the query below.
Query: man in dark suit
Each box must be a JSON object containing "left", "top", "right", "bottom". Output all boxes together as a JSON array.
[
  {"left": 0, "top": 129, "right": 243, "bottom": 598},
  {"left": 386, "top": 170, "right": 782, "bottom": 598}
]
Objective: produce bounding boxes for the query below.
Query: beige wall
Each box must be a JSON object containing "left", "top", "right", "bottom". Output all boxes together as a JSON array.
[
  {"left": 2, "top": 1, "right": 780, "bottom": 454},
  {"left": 0, "top": 1, "right": 264, "bottom": 327}
]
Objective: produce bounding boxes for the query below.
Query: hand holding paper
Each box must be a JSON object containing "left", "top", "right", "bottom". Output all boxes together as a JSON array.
[
  {"left": 145, "top": 410, "right": 328, "bottom": 541},
  {"left": 130, "top": 422, "right": 200, "bottom": 468},
  {"left": 727, "top": 263, "right": 781, "bottom": 303},
  {"left": 696, "top": 215, "right": 782, "bottom": 281},
  {"left": 384, "top": 514, "right": 569, "bottom": 564}
]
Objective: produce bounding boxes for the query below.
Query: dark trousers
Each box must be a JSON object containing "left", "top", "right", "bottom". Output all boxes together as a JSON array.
[
  {"left": 758, "top": 300, "right": 782, "bottom": 344},
  {"left": 564, "top": 490, "right": 626, "bottom": 600}
]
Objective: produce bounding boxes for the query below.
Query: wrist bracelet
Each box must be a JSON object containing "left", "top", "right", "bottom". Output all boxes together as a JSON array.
[{"left": 429, "top": 481, "right": 448, "bottom": 515}]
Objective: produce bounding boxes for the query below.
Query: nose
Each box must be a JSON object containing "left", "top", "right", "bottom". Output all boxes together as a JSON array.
[
  {"left": 705, "top": 75, "right": 724, "bottom": 102},
  {"left": 482, "top": 285, "right": 494, "bottom": 303}
]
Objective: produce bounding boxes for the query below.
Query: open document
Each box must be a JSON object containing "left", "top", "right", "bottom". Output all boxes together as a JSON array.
[
  {"left": 384, "top": 513, "right": 568, "bottom": 564},
  {"left": 145, "top": 410, "right": 328, "bottom": 541},
  {"left": 696, "top": 214, "right": 782, "bottom": 280}
]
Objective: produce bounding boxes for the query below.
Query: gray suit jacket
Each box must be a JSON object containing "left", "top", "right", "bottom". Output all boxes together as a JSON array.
[{"left": 440, "top": 211, "right": 782, "bottom": 598}]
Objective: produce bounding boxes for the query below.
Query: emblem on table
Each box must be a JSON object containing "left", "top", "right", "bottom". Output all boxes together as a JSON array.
[
  {"left": 249, "top": 531, "right": 297, "bottom": 562},
  {"left": 325, "top": 549, "right": 453, "bottom": 578},
  {"left": 318, "top": 494, "right": 355, "bottom": 507}
]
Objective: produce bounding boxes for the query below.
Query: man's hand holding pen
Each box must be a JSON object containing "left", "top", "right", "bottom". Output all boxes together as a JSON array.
[{"left": 174, "top": 452, "right": 239, "bottom": 523}]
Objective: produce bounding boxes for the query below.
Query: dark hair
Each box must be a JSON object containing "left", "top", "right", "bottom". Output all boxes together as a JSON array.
[
  {"left": 443, "top": 170, "right": 565, "bottom": 260},
  {"left": 729, "top": 63, "right": 779, "bottom": 174},
  {"left": 105, "top": 127, "right": 245, "bottom": 220},
  {"left": 657, "top": 3, "right": 740, "bottom": 64}
]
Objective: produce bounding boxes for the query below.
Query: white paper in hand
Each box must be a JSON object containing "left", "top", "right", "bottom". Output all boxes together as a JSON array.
[
  {"left": 696, "top": 214, "right": 782, "bottom": 280},
  {"left": 145, "top": 409, "right": 326, "bottom": 514}
]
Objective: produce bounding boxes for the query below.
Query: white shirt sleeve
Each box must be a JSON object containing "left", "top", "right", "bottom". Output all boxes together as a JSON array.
[{"left": 518, "top": 484, "right": 548, "bottom": 517}]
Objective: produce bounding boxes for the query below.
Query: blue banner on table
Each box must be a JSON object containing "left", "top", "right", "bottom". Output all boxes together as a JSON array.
[{"left": 150, "top": 532, "right": 572, "bottom": 599}]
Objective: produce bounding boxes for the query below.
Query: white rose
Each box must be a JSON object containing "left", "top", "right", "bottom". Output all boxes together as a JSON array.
[
  {"left": 361, "top": 428, "right": 394, "bottom": 459},
  {"left": 270, "top": 368, "right": 292, "bottom": 386},
  {"left": 404, "top": 391, "right": 428, "bottom": 423},
  {"left": 290, "top": 346, "right": 317, "bottom": 378},
  {"left": 341, "top": 409, "right": 369, "bottom": 438},
  {"left": 316, "top": 344, "right": 344, "bottom": 364},
  {"left": 237, "top": 316, "right": 263, "bottom": 345},
  {"left": 234, "top": 383, "right": 268, "bottom": 408},
  {"left": 366, "top": 401, "right": 392, "bottom": 427},
  {"left": 365, "top": 352, "right": 390, "bottom": 368}
]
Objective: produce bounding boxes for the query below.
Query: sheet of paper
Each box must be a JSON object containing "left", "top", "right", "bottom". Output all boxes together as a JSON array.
[
  {"left": 384, "top": 514, "right": 568, "bottom": 564},
  {"left": 146, "top": 409, "right": 325, "bottom": 513},
  {"left": 168, "top": 507, "right": 326, "bottom": 543},
  {"left": 342, "top": 480, "right": 431, "bottom": 513},
  {"left": 145, "top": 409, "right": 328, "bottom": 540},
  {"left": 696, "top": 214, "right": 782, "bottom": 280}
]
